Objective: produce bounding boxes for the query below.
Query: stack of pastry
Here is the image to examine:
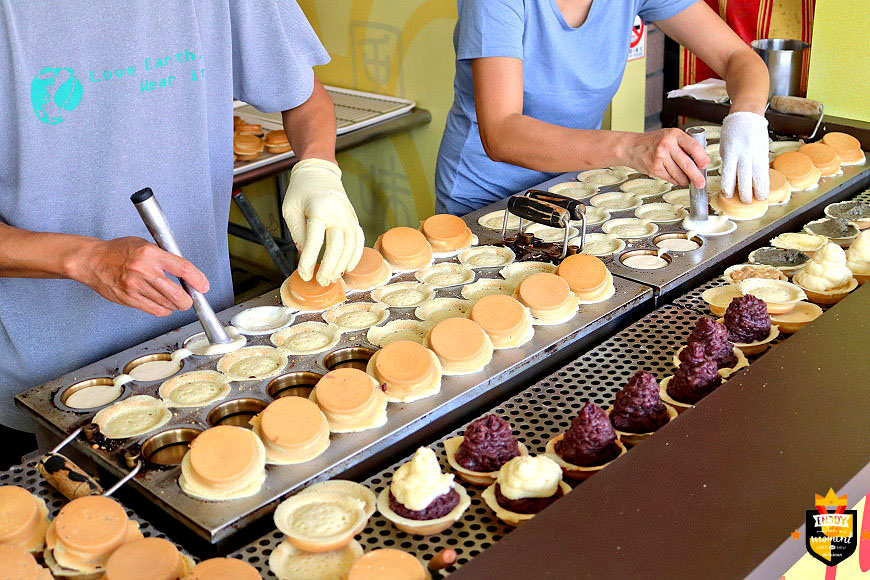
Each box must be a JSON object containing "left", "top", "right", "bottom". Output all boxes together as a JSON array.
[
  {"left": 847, "top": 231, "right": 870, "bottom": 284},
  {"left": 420, "top": 214, "right": 474, "bottom": 253},
  {"left": 367, "top": 340, "right": 442, "bottom": 402},
  {"left": 481, "top": 455, "right": 570, "bottom": 527},
  {"left": 469, "top": 294, "right": 534, "bottom": 349},
  {"left": 44, "top": 496, "right": 142, "bottom": 578},
  {"left": 445, "top": 414, "right": 527, "bottom": 485},
  {"left": 377, "top": 447, "right": 471, "bottom": 535},
  {"left": 280, "top": 266, "right": 346, "bottom": 311},
  {"left": 235, "top": 122, "right": 263, "bottom": 137},
  {"left": 102, "top": 537, "right": 193, "bottom": 580},
  {"left": 424, "top": 317, "right": 494, "bottom": 374},
  {"left": 514, "top": 273, "right": 579, "bottom": 325},
  {"left": 608, "top": 371, "right": 676, "bottom": 446},
  {"left": 661, "top": 342, "right": 723, "bottom": 412},
  {"left": 793, "top": 242, "right": 859, "bottom": 303},
  {"left": 310, "top": 368, "right": 388, "bottom": 433},
  {"left": 233, "top": 133, "right": 263, "bottom": 161},
  {"left": 710, "top": 191, "right": 768, "bottom": 221},
  {"left": 766, "top": 168, "right": 793, "bottom": 205},
  {"left": 772, "top": 151, "right": 821, "bottom": 191},
  {"left": 546, "top": 402, "right": 626, "bottom": 479},
  {"left": 821, "top": 132, "right": 865, "bottom": 165},
  {"left": 374, "top": 227, "right": 433, "bottom": 271},
  {"left": 0, "top": 485, "right": 50, "bottom": 555},
  {"left": 179, "top": 425, "right": 267, "bottom": 499},
  {"left": 0, "top": 545, "right": 52, "bottom": 580},
  {"left": 343, "top": 247, "right": 393, "bottom": 291},
  {"left": 250, "top": 397, "right": 330, "bottom": 465},
  {"left": 264, "top": 130, "right": 291, "bottom": 154},
  {"left": 187, "top": 557, "right": 262, "bottom": 579},
  {"left": 556, "top": 253, "right": 615, "bottom": 303},
  {"left": 798, "top": 142, "right": 842, "bottom": 176}
]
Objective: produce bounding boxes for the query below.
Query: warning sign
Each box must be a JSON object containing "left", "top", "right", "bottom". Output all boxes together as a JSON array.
[{"left": 628, "top": 16, "right": 645, "bottom": 61}]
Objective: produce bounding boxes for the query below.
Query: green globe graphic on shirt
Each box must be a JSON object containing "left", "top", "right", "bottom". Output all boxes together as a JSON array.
[{"left": 31, "top": 67, "right": 83, "bottom": 125}]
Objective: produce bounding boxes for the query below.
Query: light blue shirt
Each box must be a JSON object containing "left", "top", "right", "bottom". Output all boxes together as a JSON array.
[
  {"left": 435, "top": 0, "right": 697, "bottom": 215},
  {"left": 0, "top": 1, "right": 328, "bottom": 431}
]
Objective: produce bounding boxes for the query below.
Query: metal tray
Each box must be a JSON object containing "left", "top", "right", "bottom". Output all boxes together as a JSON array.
[{"left": 16, "top": 264, "right": 652, "bottom": 544}]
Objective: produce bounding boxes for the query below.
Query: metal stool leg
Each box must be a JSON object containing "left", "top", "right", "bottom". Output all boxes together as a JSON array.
[{"left": 231, "top": 189, "right": 294, "bottom": 277}]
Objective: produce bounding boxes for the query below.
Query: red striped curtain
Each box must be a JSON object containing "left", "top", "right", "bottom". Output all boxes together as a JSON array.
[{"left": 680, "top": 0, "right": 816, "bottom": 94}]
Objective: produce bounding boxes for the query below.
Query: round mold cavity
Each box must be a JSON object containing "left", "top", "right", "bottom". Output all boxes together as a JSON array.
[
  {"left": 141, "top": 427, "right": 202, "bottom": 466},
  {"left": 123, "top": 352, "right": 181, "bottom": 382},
  {"left": 323, "top": 347, "right": 377, "bottom": 371},
  {"left": 56, "top": 378, "right": 127, "bottom": 412},
  {"left": 653, "top": 233, "right": 704, "bottom": 252},
  {"left": 267, "top": 372, "right": 323, "bottom": 400},
  {"left": 207, "top": 398, "right": 268, "bottom": 428},
  {"left": 619, "top": 249, "right": 673, "bottom": 270}
]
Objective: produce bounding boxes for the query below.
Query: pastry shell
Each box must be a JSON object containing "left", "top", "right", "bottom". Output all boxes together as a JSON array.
[
  {"left": 93, "top": 395, "right": 171, "bottom": 439},
  {"left": 321, "top": 302, "right": 389, "bottom": 332},
  {"left": 269, "top": 539, "right": 362, "bottom": 580},
  {"left": 619, "top": 178, "right": 672, "bottom": 197},
  {"left": 216, "top": 346, "right": 287, "bottom": 382},
  {"left": 770, "top": 301, "right": 823, "bottom": 333},
  {"left": 803, "top": 218, "right": 859, "bottom": 247},
  {"left": 825, "top": 201, "right": 870, "bottom": 229},
  {"left": 607, "top": 405, "right": 678, "bottom": 447},
  {"left": 658, "top": 377, "right": 693, "bottom": 414},
  {"left": 499, "top": 261, "right": 557, "bottom": 284},
  {"left": 443, "top": 436, "right": 529, "bottom": 486},
  {"left": 672, "top": 346, "right": 749, "bottom": 379},
  {"left": 793, "top": 276, "right": 858, "bottom": 305},
  {"left": 601, "top": 218, "right": 659, "bottom": 239},
  {"left": 574, "top": 206, "right": 610, "bottom": 226},
  {"left": 481, "top": 481, "right": 572, "bottom": 527},
  {"left": 748, "top": 248, "right": 810, "bottom": 277},
  {"left": 478, "top": 210, "right": 521, "bottom": 231},
  {"left": 414, "top": 263, "right": 475, "bottom": 288},
  {"left": 590, "top": 192, "right": 642, "bottom": 212},
  {"left": 366, "top": 319, "right": 431, "bottom": 347},
  {"left": 271, "top": 322, "right": 342, "bottom": 355},
  {"left": 700, "top": 285, "right": 742, "bottom": 317},
  {"left": 158, "top": 370, "right": 231, "bottom": 408},
  {"left": 544, "top": 435, "right": 626, "bottom": 480},
  {"left": 576, "top": 168, "right": 629, "bottom": 186},
  {"left": 722, "top": 263, "right": 788, "bottom": 284},
  {"left": 570, "top": 233, "right": 625, "bottom": 257},
  {"left": 299, "top": 481, "right": 377, "bottom": 519},
  {"left": 371, "top": 282, "right": 436, "bottom": 308},
  {"left": 662, "top": 189, "right": 690, "bottom": 208},
  {"left": 735, "top": 279, "right": 807, "bottom": 314},
  {"left": 460, "top": 279, "right": 516, "bottom": 301},
  {"left": 634, "top": 203, "right": 688, "bottom": 224},
  {"left": 273, "top": 491, "right": 368, "bottom": 553},
  {"left": 376, "top": 485, "right": 470, "bottom": 536},
  {"left": 715, "top": 318, "right": 780, "bottom": 355},
  {"left": 458, "top": 245, "right": 516, "bottom": 269},
  {"left": 414, "top": 298, "right": 472, "bottom": 323},
  {"left": 547, "top": 181, "right": 598, "bottom": 199},
  {"left": 525, "top": 223, "right": 579, "bottom": 243}
]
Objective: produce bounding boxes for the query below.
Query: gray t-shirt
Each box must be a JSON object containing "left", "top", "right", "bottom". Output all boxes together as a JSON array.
[{"left": 0, "top": 1, "right": 328, "bottom": 431}]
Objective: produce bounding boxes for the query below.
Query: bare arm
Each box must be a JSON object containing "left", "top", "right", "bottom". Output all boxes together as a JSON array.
[
  {"left": 280, "top": 75, "right": 336, "bottom": 162},
  {"left": 653, "top": 2, "right": 769, "bottom": 115},
  {"left": 472, "top": 57, "right": 709, "bottom": 187},
  {"left": 0, "top": 222, "right": 207, "bottom": 317}
]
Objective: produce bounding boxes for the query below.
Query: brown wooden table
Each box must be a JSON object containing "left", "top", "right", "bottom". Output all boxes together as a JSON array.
[{"left": 453, "top": 283, "right": 870, "bottom": 580}]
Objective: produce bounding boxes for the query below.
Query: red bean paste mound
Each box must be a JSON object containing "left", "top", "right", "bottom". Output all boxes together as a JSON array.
[
  {"left": 494, "top": 483, "right": 564, "bottom": 515},
  {"left": 610, "top": 371, "right": 670, "bottom": 433},
  {"left": 683, "top": 316, "right": 737, "bottom": 369},
  {"left": 455, "top": 414, "right": 520, "bottom": 472},
  {"left": 388, "top": 488, "right": 460, "bottom": 521},
  {"left": 555, "top": 402, "right": 622, "bottom": 467},
  {"left": 667, "top": 342, "right": 722, "bottom": 404},
  {"left": 724, "top": 294, "right": 771, "bottom": 343}
]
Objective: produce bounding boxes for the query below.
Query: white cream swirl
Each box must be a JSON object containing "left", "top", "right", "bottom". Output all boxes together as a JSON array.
[
  {"left": 496, "top": 455, "right": 562, "bottom": 500},
  {"left": 794, "top": 242, "right": 853, "bottom": 291},
  {"left": 390, "top": 447, "right": 454, "bottom": 511},
  {"left": 846, "top": 231, "right": 870, "bottom": 275}
]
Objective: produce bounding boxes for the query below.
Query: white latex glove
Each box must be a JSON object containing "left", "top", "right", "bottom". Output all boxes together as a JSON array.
[
  {"left": 282, "top": 158, "right": 364, "bottom": 286},
  {"left": 719, "top": 111, "right": 770, "bottom": 203}
]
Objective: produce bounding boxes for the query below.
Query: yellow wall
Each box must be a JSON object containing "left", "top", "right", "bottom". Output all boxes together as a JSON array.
[{"left": 229, "top": 2, "right": 647, "bottom": 267}]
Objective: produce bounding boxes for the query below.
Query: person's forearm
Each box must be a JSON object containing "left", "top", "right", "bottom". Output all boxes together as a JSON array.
[
  {"left": 0, "top": 223, "right": 96, "bottom": 279},
  {"left": 482, "top": 114, "right": 634, "bottom": 173},
  {"left": 281, "top": 76, "right": 336, "bottom": 163},
  {"left": 723, "top": 49, "right": 769, "bottom": 115}
]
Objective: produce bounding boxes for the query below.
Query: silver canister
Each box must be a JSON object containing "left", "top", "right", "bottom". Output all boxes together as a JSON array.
[
  {"left": 750, "top": 39, "right": 809, "bottom": 97},
  {"left": 686, "top": 126, "right": 708, "bottom": 223}
]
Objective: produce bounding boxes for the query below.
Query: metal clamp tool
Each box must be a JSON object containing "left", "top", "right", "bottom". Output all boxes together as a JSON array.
[{"left": 504, "top": 194, "right": 575, "bottom": 260}]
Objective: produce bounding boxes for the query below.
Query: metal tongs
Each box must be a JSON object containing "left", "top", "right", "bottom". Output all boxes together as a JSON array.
[{"left": 502, "top": 190, "right": 587, "bottom": 260}]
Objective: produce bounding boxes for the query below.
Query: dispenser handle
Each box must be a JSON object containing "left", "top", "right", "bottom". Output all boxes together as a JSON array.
[
  {"left": 507, "top": 196, "right": 570, "bottom": 229},
  {"left": 524, "top": 190, "right": 585, "bottom": 221}
]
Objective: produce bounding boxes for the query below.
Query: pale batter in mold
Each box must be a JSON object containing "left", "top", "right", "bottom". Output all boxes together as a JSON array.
[
  {"left": 159, "top": 371, "right": 231, "bottom": 408},
  {"left": 499, "top": 261, "right": 557, "bottom": 284},
  {"left": 366, "top": 320, "right": 431, "bottom": 347},
  {"left": 65, "top": 385, "right": 123, "bottom": 409},
  {"left": 217, "top": 346, "right": 288, "bottom": 381},
  {"left": 271, "top": 322, "right": 342, "bottom": 355},
  {"left": 478, "top": 210, "right": 521, "bottom": 231},
  {"left": 184, "top": 327, "right": 247, "bottom": 356},
  {"left": 322, "top": 302, "right": 389, "bottom": 331},
  {"left": 459, "top": 245, "right": 515, "bottom": 269},
  {"left": 371, "top": 282, "right": 436, "bottom": 307},
  {"left": 572, "top": 233, "right": 625, "bottom": 257},
  {"left": 461, "top": 279, "right": 516, "bottom": 301},
  {"left": 415, "top": 263, "right": 475, "bottom": 288},
  {"left": 93, "top": 395, "right": 171, "bottom": 439},
  {"left": 655, "top": 237, "right": 700, "bottom": 252},
  {"left": 622, "top": 254, "right": 669, "bottom": 270},
  {"left": 128, "top": 360, "right": 181, "bottom": 382}
]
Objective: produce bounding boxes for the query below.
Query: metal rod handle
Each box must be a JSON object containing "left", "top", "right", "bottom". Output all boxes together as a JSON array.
[
  {"left": 686, "top": 127, "right": 709, "bottom": 223},
  {"left": 130, "top": 188, "right": 231, "bottom": 345}
]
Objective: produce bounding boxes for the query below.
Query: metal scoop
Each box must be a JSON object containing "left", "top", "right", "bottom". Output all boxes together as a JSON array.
[{"left": 131, "top": 188, "right": 232, "bottom": 346}]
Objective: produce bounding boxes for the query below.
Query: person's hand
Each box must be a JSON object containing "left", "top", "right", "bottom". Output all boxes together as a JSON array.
[
  {"left": 719, "top": 112, "right": 770, "bottom": 203},
  {"left": 282, "top": 158, "right": 364, "bottom": 286},
  {"left": 71, "top": 237, "right": 209, "bottom": 317},
  {"left": 622, "top": 129, "right": 709, "bottom": 189}
]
